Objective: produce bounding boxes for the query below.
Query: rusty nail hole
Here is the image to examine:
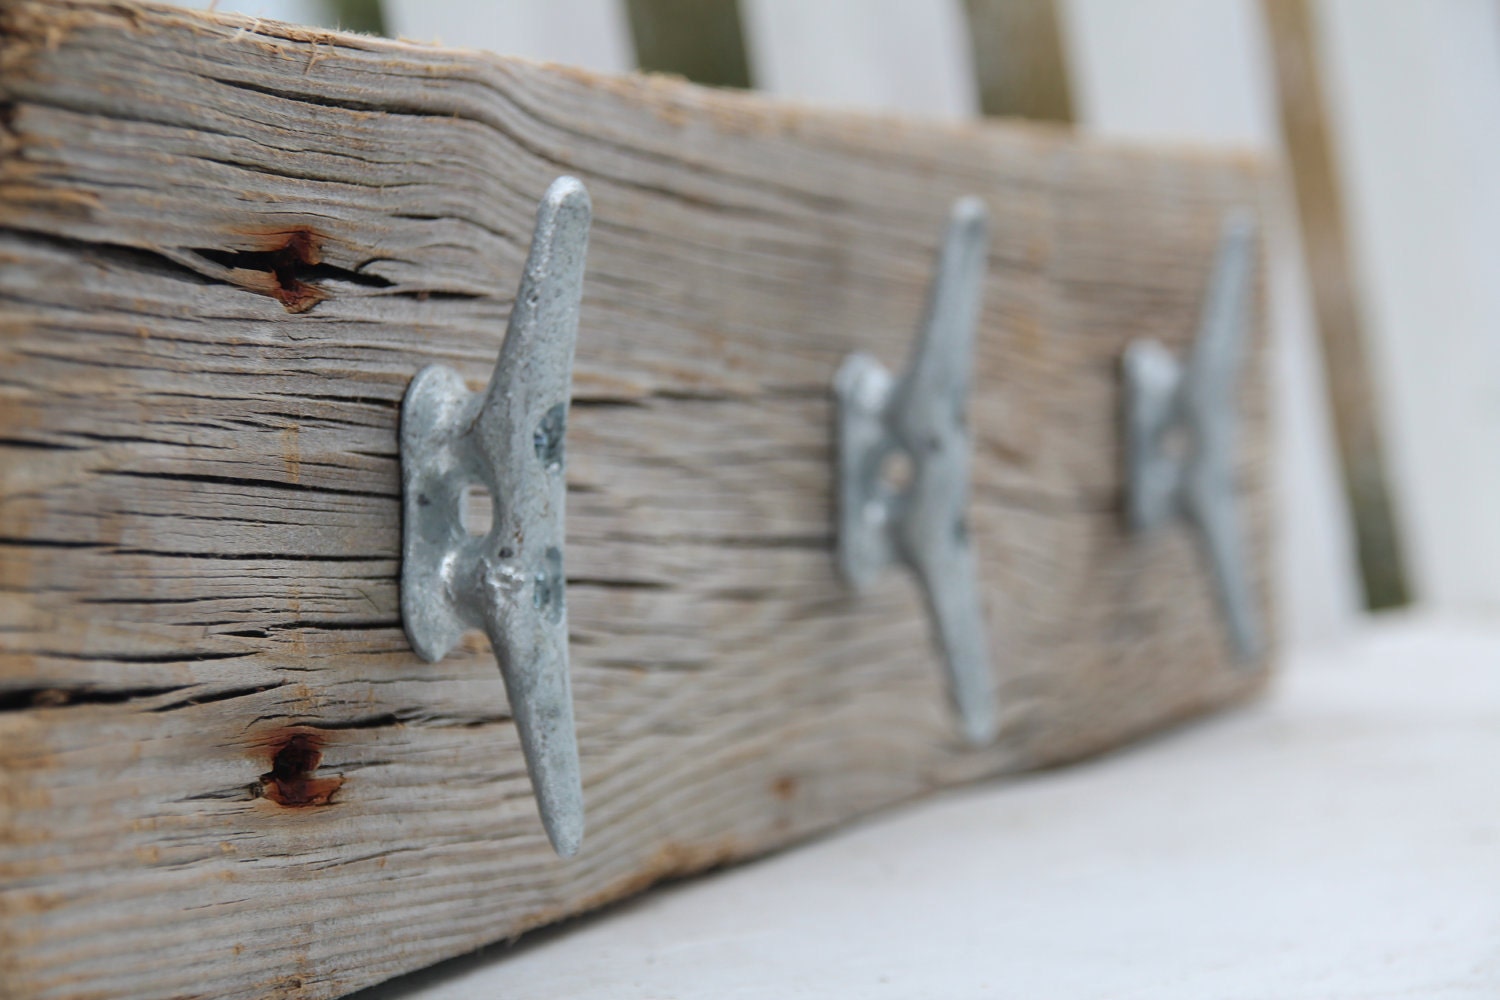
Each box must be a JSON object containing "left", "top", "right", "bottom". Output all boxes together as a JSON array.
[
  {"left": 195, "top": 227, "right": 391, "bottom": 315},
  {"left": 257, "top": 733, "right": 343, "bottom": 807}
]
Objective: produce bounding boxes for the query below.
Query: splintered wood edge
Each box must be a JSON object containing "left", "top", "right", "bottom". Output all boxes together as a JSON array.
[{"left": 0, "top": 2, "right": 1272, "bottom": 998}]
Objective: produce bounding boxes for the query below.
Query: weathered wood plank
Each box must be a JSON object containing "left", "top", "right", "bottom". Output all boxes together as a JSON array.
[{"left": 0, "top": 2, "right": 1271, "bottom": 998}]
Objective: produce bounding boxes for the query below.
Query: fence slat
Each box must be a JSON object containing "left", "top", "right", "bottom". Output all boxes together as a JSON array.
[
  {"left": 1313, "top": 0, "right": 1500, "bottom": 613},
  {"left": 385, "top": 0, "right": 633, "bottom": 73}
]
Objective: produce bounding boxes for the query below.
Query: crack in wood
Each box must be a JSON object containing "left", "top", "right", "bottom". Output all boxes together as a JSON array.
[
  {"left": 192, "top": 231, "right": 390, "bottom": 314},
  {"left": 148, "top": 683, "right": 288, "bottom": 713},
  {"left": 0, "top": 683, "right": 191, "bottom": 712},
  {"left": 105, "top": 468, "right": 399, "bottom": 501}
]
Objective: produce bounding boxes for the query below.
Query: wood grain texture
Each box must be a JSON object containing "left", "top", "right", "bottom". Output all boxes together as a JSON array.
[{"left": 0, "top": 3, "right": 1271, "bottom": 997}]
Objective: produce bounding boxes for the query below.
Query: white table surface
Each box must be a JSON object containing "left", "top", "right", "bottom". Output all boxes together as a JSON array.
[{"left": 360, "top": 615, "right": 1500, "bottom": 999}]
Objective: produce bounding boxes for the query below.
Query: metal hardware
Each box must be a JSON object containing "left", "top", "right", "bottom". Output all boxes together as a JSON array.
[
  {"left": 1123, "top": 210, "right": 1262, "bottom": 662},
  {"left": 401, "top": 176, "right": 590, "bottom": 857},
  {"left": 834, "top": 196, "right": 997, "bottom": 746}
]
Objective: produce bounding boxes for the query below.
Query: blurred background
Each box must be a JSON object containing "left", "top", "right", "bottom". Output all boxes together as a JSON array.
[{"left": 173, "top": 0, "right": 1500, "bottom": 663}]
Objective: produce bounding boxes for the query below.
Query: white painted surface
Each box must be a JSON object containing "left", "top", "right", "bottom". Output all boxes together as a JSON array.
[
  {"left": 741, "top": 0, "right": 978, "bottom": 117},
  {"left": 1315, "top": 0, "right": 1500, "bottom": 614},
  {"left": 384, "top": 0, "right": 633, "bottom": 73},
  {"left": 1061, "top": 0, "right": 1270, "bottom": 146},
  {"left": 171, "top": 0, "right": 324, "bottom": 27},
  {"left": 1059, "top": 0, "right": 1362, "bottom": 648},
  {"left": 362, "top": 615, "right": 1500, "bottom": 999}
]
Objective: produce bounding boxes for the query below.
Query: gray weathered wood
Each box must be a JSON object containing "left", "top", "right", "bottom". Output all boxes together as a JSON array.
[{"left": 0, "top": 2, "right": 1271, "bottom": 997}]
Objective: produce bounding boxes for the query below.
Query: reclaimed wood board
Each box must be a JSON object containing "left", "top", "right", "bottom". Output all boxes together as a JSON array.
[{"left": 0, "top": 2, "right": 1272, "bottom": 997}]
